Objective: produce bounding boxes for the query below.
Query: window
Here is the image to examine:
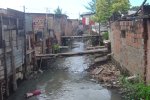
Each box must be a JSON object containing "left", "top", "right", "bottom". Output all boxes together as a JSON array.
[{"left": 121, "top": 30, "right": 126, "bottom": 38}]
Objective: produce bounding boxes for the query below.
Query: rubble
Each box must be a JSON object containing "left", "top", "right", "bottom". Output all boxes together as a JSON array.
[{"left": 88, "top": 61, "right": 121, "bottom": 88}]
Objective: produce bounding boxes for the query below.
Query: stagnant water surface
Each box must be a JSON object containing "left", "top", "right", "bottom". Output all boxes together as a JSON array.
[{"left": 8, "top": 41, "right": 122, "bottom": 100}]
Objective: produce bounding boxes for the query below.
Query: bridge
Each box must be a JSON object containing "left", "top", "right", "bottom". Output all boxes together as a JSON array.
[
  {"left": 36, "top": 48, "right": 108, "bottom": 60},
  {"left": 61, "top": 35, "right": 101, "bottom": 39}
]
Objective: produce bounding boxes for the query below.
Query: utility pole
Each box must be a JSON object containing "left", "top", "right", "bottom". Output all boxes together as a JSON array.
[{"left": 23, "top": 6, "right": 27, "bottom": 79}]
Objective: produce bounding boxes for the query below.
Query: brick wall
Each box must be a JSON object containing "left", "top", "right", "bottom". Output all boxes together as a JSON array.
[
  {"left": 110, "top": 19, "right": 145, "bottom": 77},
  {"left": 146, "top": 19, "right": 150, "bottom": 82}
]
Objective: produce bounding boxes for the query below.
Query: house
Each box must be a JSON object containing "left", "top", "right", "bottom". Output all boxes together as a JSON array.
[
  {"left": 0, "top": 8, "right": 26, "bottom": 100},
  {"left": 80, "top": 13, "right": 108, "bottom": 34},
  {"left": 25, "top": 13, "right": 73, "bottom": 53},
  {"left": 25, "top": 13, "right": 56, "bottom": 54},
  {"left": 110, "top": 5, "right": 150, "bottom": 83}
]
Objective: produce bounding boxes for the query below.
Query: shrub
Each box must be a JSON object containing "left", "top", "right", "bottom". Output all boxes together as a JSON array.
[
  {"left": 120, "top": 76, "right": 150, "bottom": 100},
  {"left": 102, "top": 32, "right": 109, "bottom": 40},
  {"left": 52, "top": 44, "right": 60, "bottom": 53}
]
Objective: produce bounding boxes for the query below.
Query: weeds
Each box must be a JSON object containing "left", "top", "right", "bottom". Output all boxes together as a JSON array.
[
  {"left": 52, "top": 44, "right": 60, "bottom": 53},
  {"left": 102, "top": 32, "right": 109, "bottom": 40},
  {"left": 120, "top": 76, "right": 150, "bottom": 100}
]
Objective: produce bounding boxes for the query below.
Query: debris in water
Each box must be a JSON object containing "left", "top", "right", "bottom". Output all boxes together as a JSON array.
[
  {"left": 38, "top": 69, "right": 43, "bottom": 74},
  {"left": 25, "top": 90, "right": 42, "bottom": 98}
]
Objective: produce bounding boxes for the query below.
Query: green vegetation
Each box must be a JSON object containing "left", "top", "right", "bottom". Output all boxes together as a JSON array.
[
  {"left": 52, "top": 44, "right": 60, "bottom": 53},
  {"left": 94, "top": 0, "right": 130, "bottom": 23},
  {"left": 85, "top": 0, "right": 96, "bottom": 13},
  {"left": 120, "top": 76, "right": 150, "bottom": 100},
  {"left": 54, "top": 6, "right": 62, "bottom": 14},
  {"left": 102, "top": 32, "right": 109, "bottom": 40}
]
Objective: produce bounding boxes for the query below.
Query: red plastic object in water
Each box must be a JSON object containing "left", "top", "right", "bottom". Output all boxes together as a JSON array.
[{"left": 32, "top": 90, "right": 41, "bottom": 96}]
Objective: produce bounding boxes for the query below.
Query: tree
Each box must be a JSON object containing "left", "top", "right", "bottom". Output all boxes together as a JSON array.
[
  {"left": 85, "top": 0, "right": 96, "bottom": 13},
  {"left": 54, "top": 6, "right": 62, "bottom": 14},
  {"left": 94, "top": 0, "right": 130, "bottom": 22}
]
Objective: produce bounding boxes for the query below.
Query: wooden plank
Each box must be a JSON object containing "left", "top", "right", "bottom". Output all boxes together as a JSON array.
[
  {"left": 86, "top": 46, "right": 105, "bottom": 50},
  {"left": 0, "top": 16, "right": 2, "bottom": 48},
  {"left": 61, "top": 35, "right": 99, "bottom": 38},
  {"left": 26, "top": 49, "right": 35, "bottom": 55},
  {"left": 95, "top": 68, "right": 104, "bottom": 75},
  {"left": 59, "top": 46, "right": 69, "bottom": 49},
  {"left": 10, "top": 30, "right": 17, "bottom": 91},
  {"left": 36, "top": 48, "right": 108, "bottom": 58}
]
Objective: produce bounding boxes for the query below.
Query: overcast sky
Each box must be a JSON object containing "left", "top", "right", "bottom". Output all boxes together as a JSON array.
[{"left": 0, "top": 0, "right": 150, "bottom": 19}]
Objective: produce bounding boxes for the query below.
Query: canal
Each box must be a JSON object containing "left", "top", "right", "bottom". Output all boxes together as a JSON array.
[{"left": 8, "top": 40, "right": 122, "bottom": 100}]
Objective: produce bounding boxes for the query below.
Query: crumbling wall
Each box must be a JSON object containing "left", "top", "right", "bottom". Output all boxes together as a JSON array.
[{"left": 110, "top": 20, "right": 145, "bottom": 77}]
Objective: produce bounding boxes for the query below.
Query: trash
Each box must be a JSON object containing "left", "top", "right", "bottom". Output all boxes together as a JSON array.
[
  {"left": 38, "top": 69, "right": 43, "bottom": 74},
  {"left": 89, "top": 61, "right": 121, "bottom": 88},
  {"left": 26, "top": 90, "right": 42, "bottom": 98},
  {"left": 95, "top": 68, "right": 104, "bottom": 75},
  {"left": 26, "top": 93, "right": 33, "bottom": 98},
  {"left": 126, "top": 75, "right": 137, "bottom": 81}
]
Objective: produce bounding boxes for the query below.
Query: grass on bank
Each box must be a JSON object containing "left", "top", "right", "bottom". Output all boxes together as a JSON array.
[{"left": 120, "top": 76, "right": 150, "bottom": 100}]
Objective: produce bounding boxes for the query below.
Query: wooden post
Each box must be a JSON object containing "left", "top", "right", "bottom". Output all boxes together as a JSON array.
[
  {"left": 10, "top": 30, "right": 17, "bottom": 91},
  {"left": 98, "top": 22, "right": 101, "bottom": 45},
  {"left": 1, "top": 15, "right": 9, "bottom": 97},
  {"left": 23, "top": 6, "right": 27, "bottom": 79},
  {"left": 3, "top": 40, "right": 9, "bottom": 96},
  {"left": 33, "top": 51, "right": 38, "bottom": 70},
  {"left": 16, "top": 18, "right": 19, "bottom": 49},
  {"left": 42, "top": 27, "right": 46, "bottom": 54},
  {"left": 32, "top": 33, "right": 38, "bottom": 70},
  {"left": 0, "top": 82, "right": 3, "bottom": 100},
  {"left": 31, "top": 14, "right": 38, "bottom": 71},
  {"left": 0, "top": 15, "right": 3, "bottom": 48},
  {"left": 0, "top": 15, "right": 3, "bottom": 100}
]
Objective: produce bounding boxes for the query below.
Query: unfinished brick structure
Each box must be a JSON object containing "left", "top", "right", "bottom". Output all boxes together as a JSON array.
[{"left": 110, "top": 5, "right": 150, "bottom": 83}]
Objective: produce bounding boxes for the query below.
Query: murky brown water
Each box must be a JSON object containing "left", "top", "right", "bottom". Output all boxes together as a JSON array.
[{"left": 8, "top": 41, "right": 122, "bottom": 100}]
